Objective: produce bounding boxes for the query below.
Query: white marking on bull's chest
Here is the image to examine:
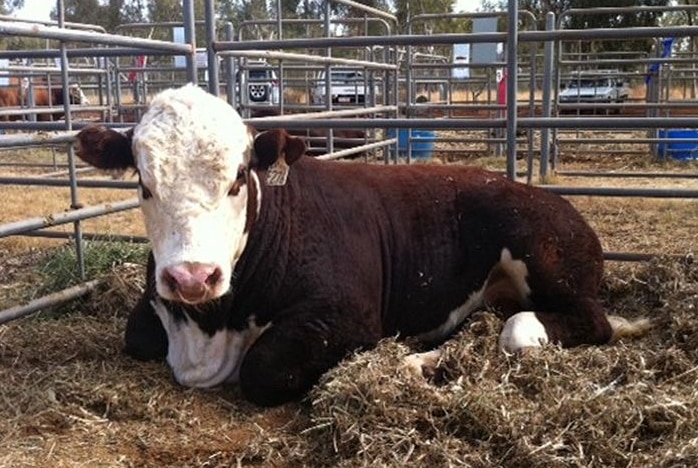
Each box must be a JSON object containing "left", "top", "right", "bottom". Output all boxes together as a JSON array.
[
  {"left": 498, "top": 248, "right": 531, "bottom": 300},
  {"left": 414, "top": 248, "right": 531, "bottom": 343},
  {"left": 416, "top": 285, "right": 486, "bottom": 343},
  {"left": 152, "top": 298, "right": 271, "bottom": 388}
]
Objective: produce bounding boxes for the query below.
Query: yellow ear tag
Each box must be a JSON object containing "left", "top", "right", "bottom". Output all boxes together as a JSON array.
[{"left": 266, "top": 156, "right": 290, "bottom": 186}]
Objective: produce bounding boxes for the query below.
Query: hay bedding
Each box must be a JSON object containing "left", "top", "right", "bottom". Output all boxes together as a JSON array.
[{"left": 0, "top": 258, "right": 696, "bottom": 467}]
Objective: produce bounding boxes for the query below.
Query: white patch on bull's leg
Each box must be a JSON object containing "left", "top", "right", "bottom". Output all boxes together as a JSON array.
[
  {"left": 498, "top": 311, "right": 549, "bottom": 353},
  {"left": 416, "top": 286, "right": 486, "bottom": 343},
  {"left": 153, "top": 299, "right": 270, "bottom": 387},
  {"left": 133, "top": 85, "right": 256, "bottom": 301},
  {"left": 401, "top": 349, "right": 442, "bottom": 379},
  {"left": 497, "top": 248, "right": 531, "bottom": 302}
]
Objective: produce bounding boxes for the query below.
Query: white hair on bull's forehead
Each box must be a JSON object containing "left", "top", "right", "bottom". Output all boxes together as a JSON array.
[{"left": 132, "top": 84, "right": 251, "bottom": 206}]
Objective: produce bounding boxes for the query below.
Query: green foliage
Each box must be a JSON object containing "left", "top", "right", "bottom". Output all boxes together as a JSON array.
[
  {"left": 491, "top": 0, "right": 670, "bottom": 55},
  {"left": 0, "top": 0, "right": 26, "bottom": 49},
  {"left": 394, "top": 0, "right": 469, "bottom": 34},
  {"left": 40, "top": 0, "right": 474, "bottom": 39},
  {"left": 0, "top": 34, "right": 43, "bottom": 51},
  {"left": 51, "top": 0, "right": 146, "bottom": 32},
  {"left": 0, "top": 0, "right": 23, "bottom": 15},
  {"left": 565, "top": 0, "right": 670, "bottom": 55},
  {"left": 35, "top": 241, "right": 148, "bottom": 297}
]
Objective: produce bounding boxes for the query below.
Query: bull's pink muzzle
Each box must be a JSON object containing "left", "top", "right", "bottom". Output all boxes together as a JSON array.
[{"left": 162, "top": 262, "right": 223, "bottom": 303}]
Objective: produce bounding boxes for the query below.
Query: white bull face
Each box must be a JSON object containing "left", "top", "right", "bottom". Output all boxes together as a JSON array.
[{"left": 131, "top": 84, "right": 255, "bottom": 303}]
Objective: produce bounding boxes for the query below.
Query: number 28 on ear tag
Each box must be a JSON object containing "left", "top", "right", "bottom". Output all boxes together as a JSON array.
[{"left": 266, "top": 157, "right": 290, "bottom": 186}]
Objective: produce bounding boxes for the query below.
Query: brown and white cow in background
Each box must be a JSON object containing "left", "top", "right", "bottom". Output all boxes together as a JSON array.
[
  {"left": 76, "top": 84, "right": 647, "bottom": 407},
  {"left": 0, "top": 82, "right": 89, "bottom": 121}
]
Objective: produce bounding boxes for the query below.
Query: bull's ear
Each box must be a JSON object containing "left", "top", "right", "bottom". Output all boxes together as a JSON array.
[
  {"left": 76, "top": 125, "right": 135, "bottom": 170},
  {"left": 252, "top": 128, "right": 306, "bottom": 170}
]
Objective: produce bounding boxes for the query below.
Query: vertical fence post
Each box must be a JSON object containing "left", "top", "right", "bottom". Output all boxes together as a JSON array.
[
  {"left": 183, "top": 0, "right": 197, "bottom": 84},
  {"left": 505, "top": 0, "right": 519, "bottom": 180},
  {"left": 223, "top": 22, "right": 236, "bottom": 107},
  {"left": 57, "top": 0, "right": 86, "bottom": 280},
  {"left": 540, "top": 12, "right": 555, "bottom": 180},
  {"left": 205, "top": 0, "right": 219, "bottom": 96}
]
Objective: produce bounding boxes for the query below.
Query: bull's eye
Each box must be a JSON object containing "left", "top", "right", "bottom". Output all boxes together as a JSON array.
[
  {"left": 228, "top": 167, "right": 247, "bottom": 196},
  {"left": 228, "top": 180, "right": 243, "bottom": 196},
  {"left": 140, "top": 183, "right": 153, "bottom": 200}
]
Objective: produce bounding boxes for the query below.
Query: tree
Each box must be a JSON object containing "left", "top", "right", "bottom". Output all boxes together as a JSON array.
[
  {"left": 487, "top": 0, "right": 670, "bottom": 56},
  {"left": 0, "top": 0, "right": 23, "bottom": 15},
  {"left": 394, "top": 0, "right": 468, "bottom": 35},
  {"left": 51, "top": 0, "right": 146, "bottom": 32},
  {"left": 564, "top": 0, "right": 669, "bottom": 55},
  {"left": 226, "top": 0, "right": 273, "bottom": 40}
]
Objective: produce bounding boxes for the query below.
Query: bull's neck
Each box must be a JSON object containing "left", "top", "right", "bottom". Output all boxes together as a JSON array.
[{"left": 231, "top": 164, "right": 302, "bottom": 303}]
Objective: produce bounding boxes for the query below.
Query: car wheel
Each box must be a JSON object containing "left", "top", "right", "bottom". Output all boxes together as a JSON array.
[{"left": 249, "top": 84, "right": 269, "bottom": 102}]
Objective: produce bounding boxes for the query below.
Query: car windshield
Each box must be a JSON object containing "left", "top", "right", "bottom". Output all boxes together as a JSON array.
[
  {"left": 248, "top": 69, "right": 272, "bottom": 80},
  {"left": 330, "top": 71, "right": 363, "bottom": 82},
  {"left": 568, "top": 78, "right": 611, "bottom": 88}
]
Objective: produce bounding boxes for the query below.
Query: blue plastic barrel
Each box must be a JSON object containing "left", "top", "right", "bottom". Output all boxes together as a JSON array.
[
  {"left": 387, "top": 129, "right": 435, "bottom": 159},
  {"left": 658, "top": 129, "right": 698, "bottom": 160}
]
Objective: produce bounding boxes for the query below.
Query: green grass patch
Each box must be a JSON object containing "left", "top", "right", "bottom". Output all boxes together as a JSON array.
[
  {"left": 36, "top": 241, "right": 148, "bottom": 295},
  {"left": 25, "top": 240, "right": 149, "bottom": 317}
]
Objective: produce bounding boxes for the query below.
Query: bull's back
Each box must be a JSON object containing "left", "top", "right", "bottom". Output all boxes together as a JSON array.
[{"left": 263, "top": 159, "right": 602, "bottom": 338}]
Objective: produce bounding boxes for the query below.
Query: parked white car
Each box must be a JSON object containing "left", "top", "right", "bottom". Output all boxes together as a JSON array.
[
  {"left": 312, "top": 69, "right": 373, "bottom": 105},
  {"left": 558, "top": 72, "right": 630, "bottom": 112}
]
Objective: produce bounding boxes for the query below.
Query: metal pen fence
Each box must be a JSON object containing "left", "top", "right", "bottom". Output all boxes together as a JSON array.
[{"left": 1, "top": 0, "right": 697, "bottom": 324}]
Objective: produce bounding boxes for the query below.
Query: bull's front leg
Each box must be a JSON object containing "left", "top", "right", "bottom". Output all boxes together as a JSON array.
[
  {"left": 239, "top": 307, "right": 381, "bottom": 406},
  {"left": 124, "top": 252, "right": 168, "bottom": 361}
]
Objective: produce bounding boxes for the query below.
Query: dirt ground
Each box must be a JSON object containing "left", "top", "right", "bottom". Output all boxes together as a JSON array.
[{"left": 0, "top": 130, "right": 697, "bottom": 467}]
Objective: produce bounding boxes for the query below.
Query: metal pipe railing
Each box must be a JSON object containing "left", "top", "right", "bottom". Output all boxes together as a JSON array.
[{"left": 0, "top": 198, "right": 140, "bottom": 238}]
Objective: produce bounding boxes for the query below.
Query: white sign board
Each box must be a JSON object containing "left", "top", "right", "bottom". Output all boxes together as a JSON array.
[
  {"left": 196, "top": 51, "right": 208, "bottom": 68},
  {"left": 471, "top": 17, "right": 498, "bottom": 65},
  {"left": 173, "top": 28, "right": 207, "bottom": 69},
  {"left": 173, "top": 27, "right": 186, "bottom": 68},
  {"left": 452, "top": 43, "right": 470, "bottom": 79},
  {"left": 0, "top": 59, "right": 8, "bottom": 86}
]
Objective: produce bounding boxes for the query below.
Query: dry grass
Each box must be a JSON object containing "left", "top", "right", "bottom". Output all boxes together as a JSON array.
[
  {"left": 0, "top": 147, "right": 144, "bottom": 255},
  {"left": 574, "top": 197, "right": 697, "bottom": 256},
  {"left": 308, "top": 258, "right": 698, "bottom": 467},
  {"left": 0, "top": 258, "right": 696, "bottom": 467}
]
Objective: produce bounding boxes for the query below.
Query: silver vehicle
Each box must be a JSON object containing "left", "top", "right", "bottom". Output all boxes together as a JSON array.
[
  {"left": 312, "top": 69, "right": 370, "bottom": 105},
  {"left": 559, "top": 72, "right": 630, "bottom": 112}
]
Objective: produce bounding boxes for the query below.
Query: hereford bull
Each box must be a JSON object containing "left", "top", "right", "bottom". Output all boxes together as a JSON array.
[
  {"left": 75, "top": 84, "right": 646, "bottom": 407},
  {"left": 0, "top": 83, "right": 88, "bottom": 121}
]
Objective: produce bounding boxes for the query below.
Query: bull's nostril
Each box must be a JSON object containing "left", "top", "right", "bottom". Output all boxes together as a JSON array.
[
  {"left": 206, "top": 267, "right": 222, "bottom": 286},
  {"left": 163, "top": 269, "right": 180, "bottom": 292},
  {"left": 162, "top": 263, "right": 222, "bottom": 302}
]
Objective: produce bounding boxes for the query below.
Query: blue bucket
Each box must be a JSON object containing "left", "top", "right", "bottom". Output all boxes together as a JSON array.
[
  {"left": 387, "top": 128, "right": 435, "bottom": 159},
  {"left": 658, "top": 129, "right": 698, "bottom": 160}
]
